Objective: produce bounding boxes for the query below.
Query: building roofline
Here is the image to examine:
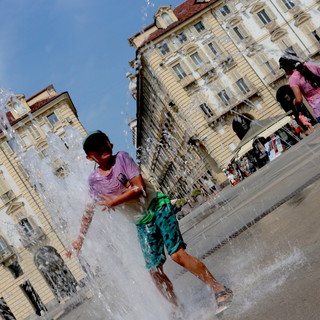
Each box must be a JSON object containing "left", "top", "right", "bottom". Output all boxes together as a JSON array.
[
  {"left": 25, "top": 84, "right": 56, "bottom": 102},
  {"left": 131, "top": 0, "right": 217, "bottom": 49}
]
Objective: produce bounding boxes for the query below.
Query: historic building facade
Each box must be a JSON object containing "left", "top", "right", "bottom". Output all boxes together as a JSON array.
[
  {"left": 0, "top": 85, "right": 87, "bottom": 319},
  {"left": 128, "top": 0, "right": 320, "bottom": 198}
]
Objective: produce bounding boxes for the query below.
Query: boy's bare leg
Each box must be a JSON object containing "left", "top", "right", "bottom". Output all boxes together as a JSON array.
[
  {"left": 170, "top": 248, "right": 230, "bottom": 303},
  {"left": 150, "top": 264, "right": 179, "bottom": 307}
]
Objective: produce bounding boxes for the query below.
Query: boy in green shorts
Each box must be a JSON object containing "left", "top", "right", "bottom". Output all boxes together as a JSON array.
[{"left": 67, "top": 130, "right": 233, "bottom": 315}]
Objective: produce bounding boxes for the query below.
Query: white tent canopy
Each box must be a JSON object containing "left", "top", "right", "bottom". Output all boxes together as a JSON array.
[{"left": 233, "top": 113, "right": 291, "bottom": 158}]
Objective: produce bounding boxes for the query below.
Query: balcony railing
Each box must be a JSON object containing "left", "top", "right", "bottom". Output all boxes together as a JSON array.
[
  {"left": 19, "top": 226, "right": 46, "bottom": 248},
  {"left": 263, "top": 69, "right": 285, "bottom": 84},
  {"left": 0, "top": 246, "right": 16, "bottom": 266},
  {"left": 179, "top": 74, "right": 196, "bottom": 88}
]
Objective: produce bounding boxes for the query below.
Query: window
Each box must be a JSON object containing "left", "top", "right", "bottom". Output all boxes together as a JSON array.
[
  {"left": 208, "top": 42, "right": 219, "bottom": 55},
  {"left": 19, "top": 218, "right": 34, "bottom": 235},
  {"left": 161, "top": 13, "right": 172, "bottom": 25},
  {"left": 257, "top": 9, "right": 271, "bottom": 25},
  {"left": 312, "top": 30, "right": 320, "bottom": 42},
  {"left": 47, "top": 113, "right": 59, "bottom": 126},
  {"left": 41, "top": 149, "right": 48, "bottom": 158},
  {"left": 7, "top": 139, "right": 16, "bottom": 153},
  {"left": 265, "top": 61, "right": 276, "bottom": 75},
  {"left": 194, "top": 21, "right": 205, "bottom": 33},
  {"left": 40, "top": 123, "right": 50, "bottom": 133},
  {"left": 29, "top": 125, "right": 40, "bottom": 139},
  {"left": 21, "top": 135, "right": 31, "bottom": 147},
  {"left": 0, "top": 237, "right": 8, "bottom": 254},
  {"left": 158, "top": 43, "right": 170, "bottom": 55},
  {"left": 172, "top": 63, "right": 187, "bottom": 79},
  {"left": 236, "top": 78, "right": 250, "bottom": 94},
  {"left": 233, "top": 26, "right": 244, "bottom": 40},
  {"left": 199, "top": 103, "right": 215, "bottom": 117},
  {"left": 7, "top": 262, "right": 23, "bottom": 278},
  {"left": 0, "top": 173, "right": 14, "bottom": 204},
  {"left": 177, "top": 32, "right": 187, "bottom": 44},
  {"left": 218, "top": 90, "right": 231, "bottom": 106},
  {"left": 20, "top": 281, "right": 47, "bottom": 316},
  {"left": 12, "top": 102, "right": 25, "bottom": 115},
  {"left": 190, "top": 52, "right": 203, "bottom": 66},
  {"left": 0, "top": 297, "right": 16, "bottom": 320},
  {"left": 282, "top": 0, "right": 295, "bottom": 9},
  {"left": 220, "top": 5, "right": 231, "bottom": 16}
]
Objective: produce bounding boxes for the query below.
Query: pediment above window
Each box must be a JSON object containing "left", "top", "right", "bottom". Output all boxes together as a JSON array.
[
  {"left": 154, "top": 6, "right": 178, "bottom": 29},
  {"left": 183, "top": 43, "right": 198, "bottom": 54},
  {"left": 294, "top": 13, "right": 310, "bottom": 27},
  {"left": 6, "top": 202, "right": 24, "bottom": 215},
  {"left": 228, "top": 16, "right": 242, "bottom": 27},
  {"left": 270, "top": 28, "right": 287, "bottom": 42},
  {"left": 250, "top": 1, "right": 265, "bottom": 14}
]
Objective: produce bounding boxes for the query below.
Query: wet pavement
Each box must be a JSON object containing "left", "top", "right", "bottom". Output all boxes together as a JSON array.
[{"left": 52, "top": 129, "right": 320, "bottom": 320}]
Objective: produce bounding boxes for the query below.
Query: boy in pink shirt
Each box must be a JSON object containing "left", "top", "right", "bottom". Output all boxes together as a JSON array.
[{"left": 67, "top": 130, "right": 233, "bottom": 315}]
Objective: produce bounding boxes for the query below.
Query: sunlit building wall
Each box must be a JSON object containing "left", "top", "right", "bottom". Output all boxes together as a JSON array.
[
  {"left": 0, "top": 85, "right": 87, "bottom": 320},
  {"left": 128, "top": 0, "right": 320, "bottom": 196}
]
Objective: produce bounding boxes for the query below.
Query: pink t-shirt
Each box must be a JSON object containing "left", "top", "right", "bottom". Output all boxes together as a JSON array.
[
  {"left": 289, "top": 62, "right": 320, "bottom": 117},
  {"left": 89, "top": 151, "right": 140, "bottom": 201},
  {"left": 88, "top": 151, "right": 156, "bottom": 222}
]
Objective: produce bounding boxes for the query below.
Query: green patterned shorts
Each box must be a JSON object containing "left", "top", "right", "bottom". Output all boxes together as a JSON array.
[{"left": 136, "top": 203, "right": 186, "bottom": 271}]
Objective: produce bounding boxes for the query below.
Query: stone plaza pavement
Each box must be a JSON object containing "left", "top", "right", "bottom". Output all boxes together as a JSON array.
[{"left": 51, "top": 129, "right": 320, "bottom": 320}]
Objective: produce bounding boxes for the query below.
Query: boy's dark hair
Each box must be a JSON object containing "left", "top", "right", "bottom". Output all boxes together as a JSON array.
[{"left": 83, "top": 130, "right": 110, "bottom": 155}]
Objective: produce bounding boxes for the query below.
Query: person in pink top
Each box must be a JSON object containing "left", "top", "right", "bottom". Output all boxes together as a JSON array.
[{"left": 279, "top": 56, "right": 320, "bottom": 123}]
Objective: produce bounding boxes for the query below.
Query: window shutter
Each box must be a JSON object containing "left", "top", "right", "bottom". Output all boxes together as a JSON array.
[
  {"left": 17, "top": 163, "right": 29, "bottom": 180},
  {"left": 267, "top": 8, "right": 277, "bottom": 21},
  {"left": 55, "top": 109, "right": 63, "bottom": 123},
  {"left": 254, "top": 12, "right": 265, "bottom": 28},
  {"left": 16, "top": 134, "right": 26, "bottom": 148},
  {"left": 1, "top": 142, "right": 13, "bottom": 156},
  {"left": 29, "top": 125, "right": 40, "bottom": 139},
  {"left": 277, "top": 0, "right": 289, "bottom": 12},
  {"left": 0, "top": 172, "right": 11, "bottom": 195},
  {"left": 254, "top": 53, "right": 268, "bottom": 65},
  {"left": 230, "top": 70, "right": 241, "bottom": 81},
  {"left": 44, "top": 116, "right": 53, "bottom": 129}
]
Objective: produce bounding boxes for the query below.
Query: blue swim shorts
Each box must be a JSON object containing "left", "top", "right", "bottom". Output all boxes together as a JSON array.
[{"left": 136, "top": 203, "right": 187, "bottom": 271}]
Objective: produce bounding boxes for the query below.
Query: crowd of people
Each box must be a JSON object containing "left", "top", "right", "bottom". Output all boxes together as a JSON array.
[{"left": 224, "top": 156, "right": 256, "bottom": 186}]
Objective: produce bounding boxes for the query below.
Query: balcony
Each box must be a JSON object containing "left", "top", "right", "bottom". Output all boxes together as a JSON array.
[
  {"left": 0, "top": 246, "right": 17, "bottom": 267},
  {"left": 19, "top": 226, "right": 46, "bottom": 248},
  {"left": 208, "top": 87, "right": 260, "bottom": 126},
  {"left": 263, "top": 69, "right": 285, "bottom": 84},
  {"left": 179, "top": 74, "right": 196, "bottom": 88},
  {"left": 219, "top": 56, "right": 237, "bottom": 71}
]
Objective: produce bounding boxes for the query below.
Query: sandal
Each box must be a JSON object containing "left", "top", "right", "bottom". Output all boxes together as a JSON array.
[{"left": 215, "top": 287, "right": 233, "bottom": 314}]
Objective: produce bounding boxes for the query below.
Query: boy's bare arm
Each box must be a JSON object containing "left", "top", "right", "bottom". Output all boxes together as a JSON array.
[
  {"left": 66, "top": 205, "right": 94, "bottom": 258},
  {"left": 99, "top": 175, "right": 146, "bottom": 210}
]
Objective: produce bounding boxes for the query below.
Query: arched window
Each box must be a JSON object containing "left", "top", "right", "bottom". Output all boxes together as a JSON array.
[
  {"left": 232, "top": 113, "right": 254, "bottom": 139},
  {"left": 35, "top": 246, "right": 77, "bottom": 299},
  {"left": 161, "top": 13, "right": 172, "bottom": 25}
]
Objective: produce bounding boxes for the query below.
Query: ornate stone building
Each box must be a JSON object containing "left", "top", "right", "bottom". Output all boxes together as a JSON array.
[
  {"left": 128, "top": 0, "right": 320, "bottom": 198},
  {"left": 0, "top": 85, "right": 87, "bottom": 319}
]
